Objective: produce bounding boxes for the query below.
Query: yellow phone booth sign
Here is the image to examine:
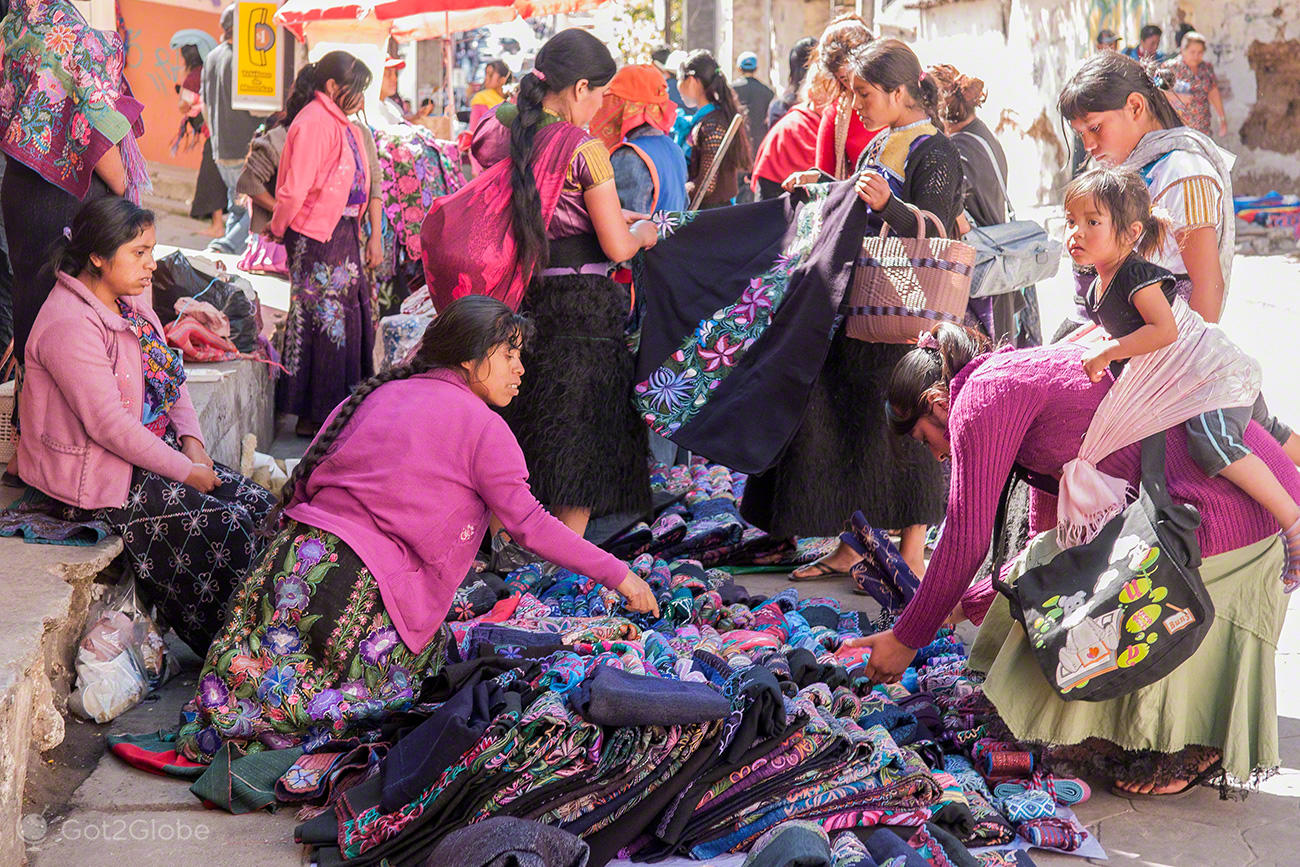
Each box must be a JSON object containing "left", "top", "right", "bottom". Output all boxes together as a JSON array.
[{"left": 232, "top": 1, "right": 281, "bottom": 112}]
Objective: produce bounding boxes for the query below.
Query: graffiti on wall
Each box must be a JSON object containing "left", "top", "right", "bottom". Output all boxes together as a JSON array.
[{"left": 118, "top": 0, "right": 221, "bottom": 167}]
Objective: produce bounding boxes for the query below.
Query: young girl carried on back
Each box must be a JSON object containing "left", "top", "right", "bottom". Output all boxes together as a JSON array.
[{"left": 1063, "top": 166, "right": 1300, "bottom": 591}]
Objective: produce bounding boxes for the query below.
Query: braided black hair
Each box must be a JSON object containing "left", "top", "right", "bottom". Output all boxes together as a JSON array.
[
  {"left": 278, "top": 63, "right": 321, "bottom": 128},
  {"left": 885, "top": 322, "right": 993, "bottom": 435},
  {"left": 49, "top": 197, "right": 155, "bottom": 279},
  {"left": 509, "top": 29, "right": 616, "bottom": 277},
  {"left": 266, "top": 296, "right": 535, "bottom": 532},
  {"left": 846, "top": 38, "right": 944, "bottom": 131}
]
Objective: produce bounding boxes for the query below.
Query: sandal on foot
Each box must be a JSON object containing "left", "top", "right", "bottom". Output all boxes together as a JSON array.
[
  {"left": 1109, "top": 759, "right": 1221, "bottom": 801},
  {"left": 789, "top": 559, "right": 853, "bottom": 583}
]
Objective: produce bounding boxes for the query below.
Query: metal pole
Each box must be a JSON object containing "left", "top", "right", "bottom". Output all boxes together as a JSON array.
[{"left": 444, "top": 12, "right": 454, "bottom": 117}]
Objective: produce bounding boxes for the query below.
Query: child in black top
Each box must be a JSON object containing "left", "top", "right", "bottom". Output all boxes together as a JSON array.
[{"left": 1064, "top": 167, "right": 1300, "bottom": 591}]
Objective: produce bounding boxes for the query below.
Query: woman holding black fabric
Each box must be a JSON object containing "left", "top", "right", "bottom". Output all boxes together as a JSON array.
[{"left": 743, "top": 38, "right": 961, "bottom": 583}]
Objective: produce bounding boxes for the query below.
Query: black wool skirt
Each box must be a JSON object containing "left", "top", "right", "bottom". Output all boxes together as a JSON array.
[
  {"left": 500, "top": 237, "right": 650, "bottom": 516},
  {"left": 740, "top": 333, "right": 947, "bottom": 537}
]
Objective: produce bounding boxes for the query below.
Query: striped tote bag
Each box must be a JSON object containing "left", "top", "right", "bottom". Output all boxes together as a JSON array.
[{"left": 842, "top": 208, "right": 975, "bottom": 343}]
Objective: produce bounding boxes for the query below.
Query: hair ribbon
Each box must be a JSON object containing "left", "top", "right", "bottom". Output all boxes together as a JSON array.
[
  {"left": 533, "top": 69, "right": 546, "bottom": 81},
  {"left": 916, "top": 331, "right": 940, "bottom": 351}
]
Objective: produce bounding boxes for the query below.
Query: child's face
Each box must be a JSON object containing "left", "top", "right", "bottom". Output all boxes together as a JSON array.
[{"left": 1064, "top": 194, "right": 1129, "bottom": 266}]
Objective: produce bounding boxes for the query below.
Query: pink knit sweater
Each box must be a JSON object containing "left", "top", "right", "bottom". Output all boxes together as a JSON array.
[{"left": 891, "top": 344, "right": 1300, "bottom": 649}]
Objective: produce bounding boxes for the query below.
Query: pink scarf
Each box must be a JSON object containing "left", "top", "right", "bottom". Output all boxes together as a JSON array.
[
  {"left": 420, "top": 120, "right": 592, "bottom": 312},
  {"left": 1057, "top": 298, "right": 1262, "bottom": 547}
]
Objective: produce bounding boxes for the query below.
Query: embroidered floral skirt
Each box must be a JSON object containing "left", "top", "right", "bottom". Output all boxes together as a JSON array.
[
  {"left": 65, "top": 454, "right": 277, "bottom": 654},
  {"left": 279, "top": 218, "right": 375, "bottom": 426},
  {"left": 177, "top": 521, "right": 450, "bottom": 762}
]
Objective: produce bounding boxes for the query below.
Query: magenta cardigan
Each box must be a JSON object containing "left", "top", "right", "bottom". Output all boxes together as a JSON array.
[
  {"left": 891, "top": 343, "right": 1300, "bottom": 649},
  {"left": 19, "top": 273, "right": 205, "bottom": 509},
  {"left": 285, "top": 368, "right": 630, "bottom": 652},
  {"left": 270, "top": 93, "right": 370, "bottom": 243}
]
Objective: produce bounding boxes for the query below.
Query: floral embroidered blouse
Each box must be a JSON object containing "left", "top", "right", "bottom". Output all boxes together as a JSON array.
[{"left": 119, "top": 301, "right": 186, "bottom": 438}]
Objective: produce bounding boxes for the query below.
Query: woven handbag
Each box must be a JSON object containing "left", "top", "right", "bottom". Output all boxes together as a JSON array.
[{"left": 841, "top": 208, "right": 976, "bottom": 344}]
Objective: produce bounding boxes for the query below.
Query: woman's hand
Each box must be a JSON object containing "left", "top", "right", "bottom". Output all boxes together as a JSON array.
[
  {"left": 622, "top": 209, "right": 651, "bottom": 225},
  {"left": 366, "top": 233, "right": 384, "bottom": 270},
  {"left": 1081, "top": 340, "right": 1118, "bottom": 382},
  {"left": 842, "top": 629, "right": 915, "bottom": 684},
  {"left": 632, "top": 220, "right": 659, "bottom": 251},
  {"left": 184, "top": 463, "right": 220, "bottom": 493},
  {"left": 180, "top": 436, "right": 213, "bottom": 469},
  {"left": 1217, "top": 117, "right": 1228, "bottom": 137},
  {"left": 855, "top": 171, "right": 891, "bottom": 210},
  {"left": 781, "top": 170, "right": 821, "bottom": 191},
  {"left": 615, "top": 571, "right": 660, "bottom": 618}
]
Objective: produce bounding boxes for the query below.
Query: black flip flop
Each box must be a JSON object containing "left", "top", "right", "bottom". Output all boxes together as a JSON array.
[{"left": 788, "top": 560, "right": 853, "bottom": 583}]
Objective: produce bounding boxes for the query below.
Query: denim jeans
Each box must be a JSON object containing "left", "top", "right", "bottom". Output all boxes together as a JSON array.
[{"left": 209, "top": 161, "right": 249, "bottom": 253}]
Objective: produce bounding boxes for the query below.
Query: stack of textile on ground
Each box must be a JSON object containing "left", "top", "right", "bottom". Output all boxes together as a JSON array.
[
  {"left": 1234, "top": 191, "right": 1300, "bottom": 238},
  {"left": 281, "top": 556, "right": 1096, "bottom": 865},
  {"left": 605, "top": 457, "right": 837, "bottom": 569},
  {"left": 109, "top": 523, "right": 1099, "bottom": 866}
]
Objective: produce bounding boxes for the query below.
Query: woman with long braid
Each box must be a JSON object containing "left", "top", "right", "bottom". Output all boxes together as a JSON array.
[
  {"left": 177, "top": 296, "right": 658, "bottom": 760},
  {"left": 422, "top": 29, "right": 659, "bottom": 548}
]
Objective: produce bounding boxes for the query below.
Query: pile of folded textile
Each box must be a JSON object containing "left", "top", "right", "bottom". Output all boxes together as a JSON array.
[
  {"left": 606, "top": 458, "right": 837, "bottom": 569},
  {"left": 1234, "top": 191, "right": 1300, "bottom": 238},
  {"left": 282, "top": 552, "right": 1093, "bottom": 866}
]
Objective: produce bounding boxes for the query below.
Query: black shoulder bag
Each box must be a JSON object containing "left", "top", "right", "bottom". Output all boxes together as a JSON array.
[{"left": 990, "top": 432, "right": 1214, "bottom": 702}]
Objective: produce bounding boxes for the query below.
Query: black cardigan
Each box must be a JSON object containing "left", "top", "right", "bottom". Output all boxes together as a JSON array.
[{"left": 858, "top": 130, "right": 965, "bottom": 238}]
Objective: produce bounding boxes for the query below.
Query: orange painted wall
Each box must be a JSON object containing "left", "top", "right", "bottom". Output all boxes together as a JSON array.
[{"left": 119, "top": 0, "right": 224, "bottom": 169}]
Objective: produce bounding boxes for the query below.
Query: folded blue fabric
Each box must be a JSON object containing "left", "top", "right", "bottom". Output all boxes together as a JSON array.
[
  {"left": 865, "top": 828, "right": 930, "bottom": 867},
  {"left": 572, "top": 664, "right": 731, "bottom": 726},
  {"left": 743, "top": 821, "right": 832, "bottom": 867}
]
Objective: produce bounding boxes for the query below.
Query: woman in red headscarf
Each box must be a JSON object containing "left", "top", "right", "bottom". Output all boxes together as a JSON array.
[{"left": 590, "top": 64, "right": 688, "bottom": 213}]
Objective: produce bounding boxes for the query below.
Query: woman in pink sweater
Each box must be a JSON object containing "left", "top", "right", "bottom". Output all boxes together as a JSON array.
[
  {"left": 269, "top": 51, "right": 385, "bottom": 437},
  {"left": 20, "top": 197, "right": 277, "bottom": 654},
  {"left": 849, "top": 323, "right": 1298, "bottom": 795},
  {"left": 178, "top": 295, "right": 658, "bottom": 761}
]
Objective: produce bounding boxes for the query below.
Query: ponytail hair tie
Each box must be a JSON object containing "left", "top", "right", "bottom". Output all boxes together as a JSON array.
[
  {"left": 62, "top": 226, "right": 72, "bottom": 240},
  {"left": 916, "top": 331, "right": 940, "bottom": 351},
  {"left": 532, "top": 69, "right": 546, "bottom": 82},
  {"left": 918, "top": 71, "right": 928, "bottom": 83}
]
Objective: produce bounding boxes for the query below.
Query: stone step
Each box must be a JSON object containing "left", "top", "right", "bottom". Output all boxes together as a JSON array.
[{"left": 0, "top": 485, "right": 122, "bottom": 866}]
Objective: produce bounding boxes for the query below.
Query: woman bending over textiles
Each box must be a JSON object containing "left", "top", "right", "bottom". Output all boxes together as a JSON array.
[{"left": 178, "top": 295, "right": 658, "bottom": 760}]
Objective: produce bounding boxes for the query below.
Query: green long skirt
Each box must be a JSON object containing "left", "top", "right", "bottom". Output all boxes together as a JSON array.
[{"left": 970, "top": 531, "right": 1285, "bottom": 783}]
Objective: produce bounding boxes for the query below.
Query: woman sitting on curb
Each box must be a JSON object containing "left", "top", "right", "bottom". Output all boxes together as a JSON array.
[
  {"left": 19, "top": 197, "right": 277, "bottom": 653},
  {"left": 178, "top": 295, "right": 659, "bottom": 760}
]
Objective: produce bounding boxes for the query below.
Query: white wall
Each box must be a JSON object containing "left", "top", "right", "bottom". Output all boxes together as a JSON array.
[{"left": 908, "top": 0, "right": 1300, "bottom": 203}]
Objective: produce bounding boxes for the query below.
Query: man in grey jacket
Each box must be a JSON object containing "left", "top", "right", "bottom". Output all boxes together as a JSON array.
[{"left": 202, "top": 6, "right": 262, "bottom": 253}]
